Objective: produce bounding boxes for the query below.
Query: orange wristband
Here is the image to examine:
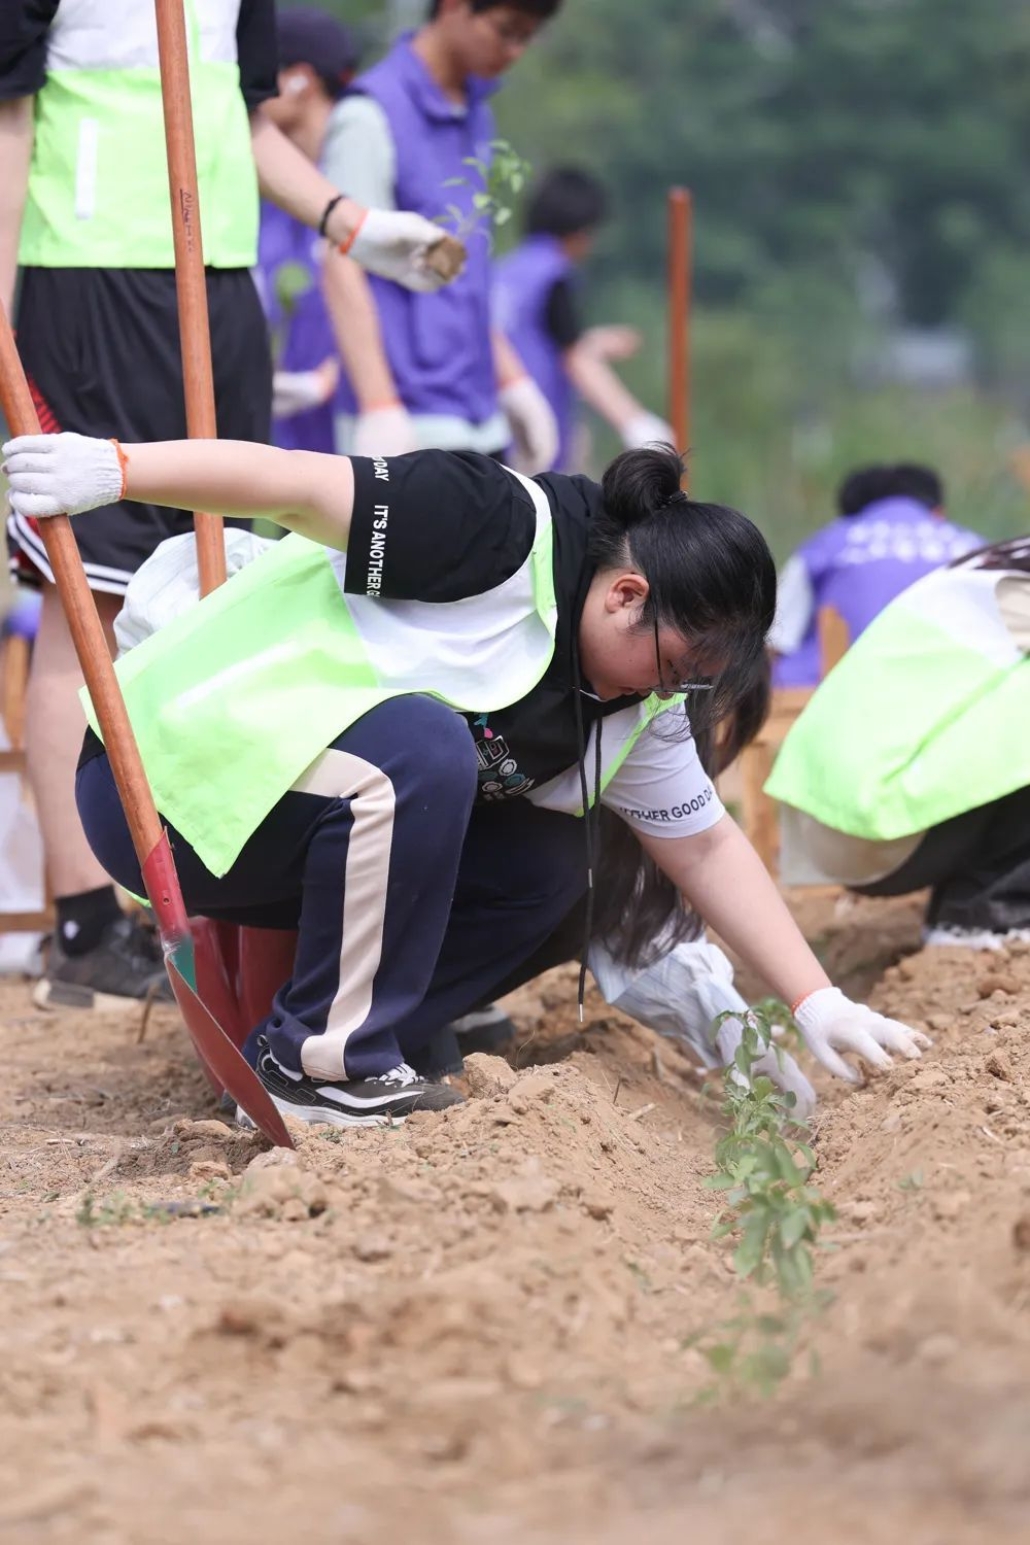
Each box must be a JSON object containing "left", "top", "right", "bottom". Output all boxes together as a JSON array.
[
  {"left": 109, "top": 438, "right": 129, "bottom": 499},
  {"left": 362, "top": 398, "right": 402, "bottom": 414},
  {"left": 338, "top": 206, "right": 368, "bottom": 256}
]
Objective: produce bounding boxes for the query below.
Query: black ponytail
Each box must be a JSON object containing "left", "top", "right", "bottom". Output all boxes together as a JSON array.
[{"left": 589, "top": 445, "right": 777, "bottom": 967}]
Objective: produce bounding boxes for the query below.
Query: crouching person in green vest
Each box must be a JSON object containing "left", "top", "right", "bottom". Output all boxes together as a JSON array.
[
  {"left": 767, "top": 537, "right": 1030, "bottom": 950},
  {"left": 4, "top": 431, "right": 930, "bottom": 1126}
]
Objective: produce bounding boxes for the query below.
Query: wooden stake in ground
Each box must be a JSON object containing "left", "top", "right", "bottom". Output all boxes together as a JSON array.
[
  {"left": 666, "top": 187, "right": 693, "bottom": 468},
  {"left": 154, "top": 0, "right": 226, "bottom": 596}
]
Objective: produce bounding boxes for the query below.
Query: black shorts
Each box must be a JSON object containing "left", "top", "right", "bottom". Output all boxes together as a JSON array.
[{"left": 7, "top": 266, "right": 272, "bottom": 594}]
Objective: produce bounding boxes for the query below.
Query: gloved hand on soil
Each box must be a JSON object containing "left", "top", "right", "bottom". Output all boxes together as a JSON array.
[
  {"left": 793, "top": 986, "right": 931, "bottom": 1084},
  {"left": 4, "top": 433, "right": 124, "bottom": 518},
  {"left": 344, "top": 208, "right": 465, "bottom": 293}
]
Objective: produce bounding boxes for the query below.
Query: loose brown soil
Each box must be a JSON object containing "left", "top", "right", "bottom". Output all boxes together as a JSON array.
[{"left": 2, "top": 892, "right": 1030, "bottom": 1544}]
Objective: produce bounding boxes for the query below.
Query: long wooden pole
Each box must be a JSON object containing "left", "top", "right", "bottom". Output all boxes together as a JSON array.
[
  {"left": 667, "top": 187, "right": 693, "bottom": 465},
  {"left": 154, "top": 0, "right": 226, "bottom": 595}
]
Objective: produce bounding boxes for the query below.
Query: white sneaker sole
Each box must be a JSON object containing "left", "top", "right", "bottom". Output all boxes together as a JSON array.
[
  {"left": 235, "top": 1093, "right": 398, "bottom": 1133},
  {"left": 32, "top": 978, "right": 156, "bottom": 1015}
]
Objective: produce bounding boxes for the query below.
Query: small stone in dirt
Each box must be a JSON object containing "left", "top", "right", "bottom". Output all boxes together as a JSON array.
[
  {"left": 908, "top": 1067, "right": 951, "bottom": 1092},
  {"left": 508, "top": 1072, "right": 558, "bottom": 1113},
  {"left": 931, "top": 1189, "right": 971, "bottom": 1222},
  {"left": 1012, "top": 1216, "right": 1030, "bottom": 1252},
  {"left": 490, "top": 1102, "right": 520, "bottom": 1126},
  {"left": 880, "top": 1110, "right": 904, "bottom": 1133},
  {"left": 978, "top": 974, "right": 1020, "bottom": 999},
  {"left": 917, "top": 1333, "right": 959, "bottom": 1366},
  {"left": 378, "top": 1174, "right": 441, "bottom": 1207},
  {"left": 580, "top": 1187, "right": 615, "bottom": 1221},
  {"left": 842, "top": 1199, "right": 879, "bottom": 1224},
  {"left": 985, "top": 1051, "right": 1014, "bottom": 1082},
  {"left": 927, "top": 1013, "right": 953, "bottom": 1034},
  {"left": 235, "top": 1165, "right": 328, "bottom": 1220},
  {"left": 175, "top": 1119, "right": 236, "bottom": 1145},
  {"left": 462, "top": 1054, "right": 517, "bottom": 1099},
  {"left": 188, "top": 1159, "right": 232, "bottom": 1183},
  {"left": 352, "top": 1233, "right": 394, "bottom": 1262},
  {"left": 245, "top": 1149, "right": 300, "bottom": 1174},
  {"left": 421, "top": 1430, "right": 468, "bottom": 1464},
  {"left": 489, "top": 1175, "right": 559, "bottom": 1213}
]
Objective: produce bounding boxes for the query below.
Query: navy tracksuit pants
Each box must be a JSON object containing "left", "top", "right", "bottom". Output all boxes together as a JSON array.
[{"left": 77, "top": 696, "right": 588, "bottom": 1080}]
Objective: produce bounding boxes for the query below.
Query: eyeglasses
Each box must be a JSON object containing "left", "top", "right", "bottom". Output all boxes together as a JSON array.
[{"left": 653, "top": 614, "right": 714, "bottom": 696}]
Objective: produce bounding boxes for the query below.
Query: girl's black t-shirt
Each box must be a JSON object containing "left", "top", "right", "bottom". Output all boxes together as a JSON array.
[{"left": 345, "top": 451, "right": 644, "bottom": 803}]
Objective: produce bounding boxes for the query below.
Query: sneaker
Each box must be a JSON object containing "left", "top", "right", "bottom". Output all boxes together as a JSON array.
[
  {"left": 240, "top": 1035, "right": 465, "bottom": 1130},
  {"left": 923, "top": 923, "right": 1030, "bottom": 950},
  {"left": 33, "top": 913, "right": 173, "bottom": 1012},
  {"left": 410, "top": 1003, "right": 519, "bottom": 1080}
]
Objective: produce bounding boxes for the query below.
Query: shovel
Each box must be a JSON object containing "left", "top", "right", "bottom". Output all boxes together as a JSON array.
[
  {"left": 0, "top": 308, "right": 293, "bottom": 1149},
  {"left": 666, "top": 186, "right": 693, "bottom": 466}
]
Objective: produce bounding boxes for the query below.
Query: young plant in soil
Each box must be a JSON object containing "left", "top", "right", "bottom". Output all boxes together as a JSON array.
[{"left": 691, "top": 1005, "right": 836, "bottom": 1399}]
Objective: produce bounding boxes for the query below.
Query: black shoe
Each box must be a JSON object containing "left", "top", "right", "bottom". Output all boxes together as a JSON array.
[
  {"left": 33, "top": 913, "right": 173, "bottom": 1012},
  {"left": 450, "top": 1004, "right": 518, "bottom": 1055},
  {"left": 240, "top": 1036, "right": 466, "bottom": 1130}
]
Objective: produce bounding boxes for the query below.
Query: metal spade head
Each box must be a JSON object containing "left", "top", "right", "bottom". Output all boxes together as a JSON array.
[{"left": 165, "top": 949, "right": 294, "bottom": 1150}]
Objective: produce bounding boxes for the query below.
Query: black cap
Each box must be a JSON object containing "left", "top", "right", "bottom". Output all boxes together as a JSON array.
[{"left": 277, "top": 7, "right": 360, "bottom": 100}]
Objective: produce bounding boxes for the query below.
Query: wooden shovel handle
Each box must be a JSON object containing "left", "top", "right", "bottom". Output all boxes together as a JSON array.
[
  {"left": 667, "top": 186, "right": 693, "bottom": 464},
  {"left": 154, "top": 0, "right": 226, "bottom": 596},
  {"left": 0, "top": 307, "right": 164, "bottom": 865}
]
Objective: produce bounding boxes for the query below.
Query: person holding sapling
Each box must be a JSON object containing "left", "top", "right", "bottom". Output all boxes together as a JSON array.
[
  {"left": 5, "top": 428, "right": 929, "bottom": 1126},
  {"left": 319, "top": 0, "right": 562, "bottom": 468},
  {"left": 494, "top": 167, "right": 675, "bottom": 472}
]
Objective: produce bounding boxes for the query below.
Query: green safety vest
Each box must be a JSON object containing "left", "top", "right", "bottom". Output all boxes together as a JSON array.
[
  {"left": 766, "top": 561, "right": 1030, "bottom": 841},
  {"left": 84, "top": 474, "right": 676, "bottom": 876},
  {"left": 20, "top": 0, "right": 257, "bottom": 269}
]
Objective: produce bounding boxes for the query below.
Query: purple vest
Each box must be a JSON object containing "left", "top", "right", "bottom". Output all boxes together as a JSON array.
[
  {"left": 494, "top": 235, "right": 576, "bottom": 470},
  {"left": 340, "top": 36, "right": 500, "bottom": 426},
  {"left": 256, "top": 201, "right": 336, "bottom": 454},
  {"left": 775, "top": 497, "right": 981, "bottom": 686}
]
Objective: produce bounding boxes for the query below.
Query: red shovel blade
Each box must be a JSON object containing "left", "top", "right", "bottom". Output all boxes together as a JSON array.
[{"left": 165, "top": 955, "right": 294, "bottom": 1150}]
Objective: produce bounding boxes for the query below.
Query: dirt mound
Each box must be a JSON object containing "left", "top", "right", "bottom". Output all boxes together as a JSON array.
[{"left": 1, "top": 911, "right": 1029, "bottom": 1542}]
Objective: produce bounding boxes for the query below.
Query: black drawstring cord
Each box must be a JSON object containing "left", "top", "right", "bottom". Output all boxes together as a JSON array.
[{"left": 571, "top": 635, "right": 605, "bottom": 1023}]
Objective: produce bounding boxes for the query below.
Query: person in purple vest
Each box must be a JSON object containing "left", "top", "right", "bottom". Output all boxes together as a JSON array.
[
  {"left": 494, "top": 167, "right": 673, "bottom": 472},
  {"left": 769, "top": 462, "right": 982, "bottom": 687},
  {"left": 320, "top": 0, "right": 562, "bottom": 468},
  {"left": 256, "top": 9, "right": 361, "bottom": 455}
]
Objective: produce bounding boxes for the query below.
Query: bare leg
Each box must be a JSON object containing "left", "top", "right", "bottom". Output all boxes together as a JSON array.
[{"left": 25, "top": 582, "right": 119, "bottom": 896}]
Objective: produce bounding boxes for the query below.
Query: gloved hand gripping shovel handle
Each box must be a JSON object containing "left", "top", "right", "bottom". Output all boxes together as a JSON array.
[{"left": 0, "top": 306, "right": 293, "bottom": 1148}]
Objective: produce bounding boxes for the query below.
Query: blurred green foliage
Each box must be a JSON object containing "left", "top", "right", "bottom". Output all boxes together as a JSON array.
[{"left": 280, "top": 0, "right": 1030, "bottom": 557}]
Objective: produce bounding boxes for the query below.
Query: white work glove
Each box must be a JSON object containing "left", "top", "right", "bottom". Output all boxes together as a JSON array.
[
  {"left": 352, "top": 404, "right": 419, "bottom": 458},
  {"left": 794, "top": 986, "right": 931, "bottom": 1084},
  {"left": 498, "top": 375, "right": 559, "bottom": 475},
  {"left": 589, "top": 935, "right": 816, "bottom": 1123},
  {"left": 621, "top": 411, "right": 676, "bottom": 451},
  {"left": 3, "top": 432, "right": 124, "bottom": 518},
  {"left": 348, "top": 209, "right": 462, "bottom": 293},
  {"left": 272, "top": 357, "right": 339, "bottom": 419}
]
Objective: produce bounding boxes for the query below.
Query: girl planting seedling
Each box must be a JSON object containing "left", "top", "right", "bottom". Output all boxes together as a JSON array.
[{"left": 3, "top": 432, "right": 929, "bottom": 1126}]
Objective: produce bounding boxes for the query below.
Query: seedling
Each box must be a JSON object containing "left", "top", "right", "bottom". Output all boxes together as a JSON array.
[
  {"left": 439, "top": 140, "right": 532, "bottom": 246},
  {"left": 692, "top": 1005, "right": 836, "bottom": 1398}
]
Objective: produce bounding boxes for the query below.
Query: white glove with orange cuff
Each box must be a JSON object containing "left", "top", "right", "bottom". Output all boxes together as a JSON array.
[
  {"left": 621, "top": 411, "right": 676, "bottom": 450},
  {"left": 499, "top": 374, "right": 560, "bottom": 474},
  {"left": 352, "top": 403, "right": 419, "bottom": 458},
  {"left": 793, "top": 986, "right": 931, "bottom": 1083},
  {"left": 344, "top": 209, "right": 459, "bottom": 293},
  {"left": 3, "top": 433, "right": 125, "bottom": 518}
]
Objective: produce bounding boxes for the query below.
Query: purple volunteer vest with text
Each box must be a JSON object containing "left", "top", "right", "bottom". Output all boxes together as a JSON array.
[
  {"left": 775, "top": 496, "right": 981, "bottom": 687},
  {"left": 338, "top": 36, "right": 500, "bottom": 428},
  {"left": 256, "top": 200, "right": 336, "bottom": 454},
  {"left": 494, "top": 235, "right": 576, "bottom": 471}
]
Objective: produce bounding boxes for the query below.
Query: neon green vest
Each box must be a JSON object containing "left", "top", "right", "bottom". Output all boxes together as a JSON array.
[
  {"left": 766, "top": 563, "right": 1030, "bottom": 841},
  {"left": 85, "top": 483, "right": 678, "bottom": 877},
  {"left": 20, "top": 0, "right": 257, "bottom": 269}
]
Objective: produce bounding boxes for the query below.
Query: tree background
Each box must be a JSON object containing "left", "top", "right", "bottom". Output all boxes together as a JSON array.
[{"left": 281, "top": 0, "right": 1030, "bottom": 557}]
